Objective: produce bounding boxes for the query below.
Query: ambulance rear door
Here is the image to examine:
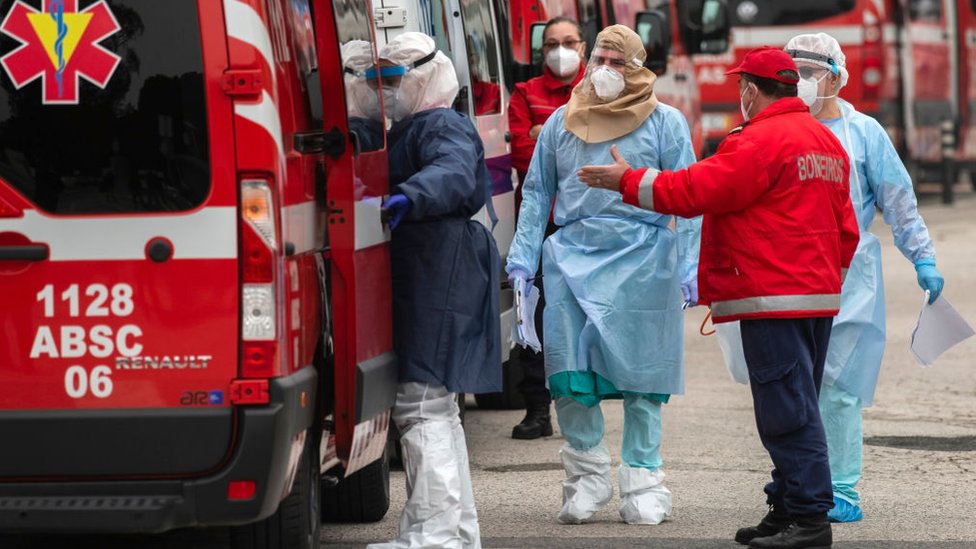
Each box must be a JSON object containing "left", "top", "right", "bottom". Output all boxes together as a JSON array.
[{"left": 314, "top": 0, "right": 396, "bottom": 474}]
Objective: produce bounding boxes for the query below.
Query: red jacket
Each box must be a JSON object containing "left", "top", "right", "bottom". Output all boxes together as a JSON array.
[
  {"left": 620, "top": 97, "right": 859, "bottom": 323},
  {"left": 509, "top": 67, "right": 583, "bottom": 177}
]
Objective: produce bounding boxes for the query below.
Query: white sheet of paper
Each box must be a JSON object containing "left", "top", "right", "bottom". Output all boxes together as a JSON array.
[
  {"left": 910, "top": 291, "right": 975, "bottom": 367},
  {"left": 519, "top": 283, "right": 542, "bottom": 353}
]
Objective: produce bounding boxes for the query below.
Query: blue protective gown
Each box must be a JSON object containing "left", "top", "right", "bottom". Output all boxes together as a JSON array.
[
  {"left": 821, "top": 99, "right": 935, "bottom": 406},
  {"left": 387, "top": 108, "right": 502, "bottom": 394},
  {"left": 507, "top": 103, "right": 700, "bottom": 396}
]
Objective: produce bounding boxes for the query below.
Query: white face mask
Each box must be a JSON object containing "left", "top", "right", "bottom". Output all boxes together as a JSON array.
[
  {"left": 383, "top": 88, "right": 408, "bottom": 121},
  {"left": 798, "top": 73, "right": 829, "bottom": 115},
  {"left": 546, "top": 46, "right": 581, "bottom": 78},
  {"left": 590, "top": 65, "right": 625, "bottom": 101},
  {"left": 739, "top": 83, "right": 756, "bottom": 121}
]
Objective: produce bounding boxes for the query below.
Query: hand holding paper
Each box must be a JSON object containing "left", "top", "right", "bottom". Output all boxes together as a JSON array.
[{"left": 910, "top": 291, "right": 974, "bottom": 366}]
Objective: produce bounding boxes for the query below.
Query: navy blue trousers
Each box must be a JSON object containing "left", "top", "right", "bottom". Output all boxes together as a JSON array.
[{"left": 740, "top": 317, "right": 834, "bottom": 517}]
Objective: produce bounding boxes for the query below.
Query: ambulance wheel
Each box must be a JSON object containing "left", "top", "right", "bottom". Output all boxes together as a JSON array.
[
  {"left": 473, "top": 359, "right": 525, "bottom": 409},
  {"left": 321, "top": 446, "right": 390, "bottom": 523},
  {"left": 231, "top": 431, "right": 321, "bottom": 549}
]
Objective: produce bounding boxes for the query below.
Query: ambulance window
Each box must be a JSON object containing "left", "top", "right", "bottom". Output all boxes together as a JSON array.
[
  {"left": 731, "top": 0, "right": 855, "bottom": 26},
  {"left": 908, "top": 0, "right": 942, "bottom": 22},
  {"left": 0, "top": 0, "right": 209, "bottom": 214},
  {"left": 577, "top": 0, "right": 600, "bottom": 48},
  {"left": 459, "top": 0, "right": 502, "bottom": 116},
  {"left": 333, "top": 0, "right": 383, "bottom": 152}
]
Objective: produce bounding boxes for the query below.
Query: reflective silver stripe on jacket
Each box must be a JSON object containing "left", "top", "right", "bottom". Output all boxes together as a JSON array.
[
  {"left": 841, "top": 268, "right": 849, "bottom": 283},
  {"left": 637, "top": 168, "right": 660, "bottom": 210},
  {"left": 711, "top": 293, "right": 841, "bottom": 318}
]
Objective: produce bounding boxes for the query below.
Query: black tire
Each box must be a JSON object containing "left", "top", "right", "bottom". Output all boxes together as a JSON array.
[
  {"left": 473, "top": 359, "right": 525, "bottom": 409},
  {"left": 230, "top": 432, "right": 321, "bottom": 549},
  {"left": 321, "top": 447, "right": 390, "bottom": 523}
]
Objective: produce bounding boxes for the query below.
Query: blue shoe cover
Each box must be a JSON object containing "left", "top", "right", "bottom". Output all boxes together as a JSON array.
[{"left": 828, "top": 496, "right": 862, "bottom": 523}]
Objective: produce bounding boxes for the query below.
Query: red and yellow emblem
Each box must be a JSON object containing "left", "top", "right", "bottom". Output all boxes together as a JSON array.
[{"left": 0, "top": 0, "right": 121, "bottom": 105}]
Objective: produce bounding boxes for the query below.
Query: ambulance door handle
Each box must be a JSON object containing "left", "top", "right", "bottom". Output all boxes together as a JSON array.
[{"left": 0, "top": 244, "right": 48, "bottom": 261}]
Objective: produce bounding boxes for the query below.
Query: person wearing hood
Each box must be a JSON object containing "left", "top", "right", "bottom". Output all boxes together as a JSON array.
[
  {"left": 506, "top": 24, "right": 701, "bottom": 526},
  {"left": 341, "top": 40, "right": 384, "bottom": 153},
  {"left": 785, "top": 32, "right": 945, "bottom": 524},
  {"left": 364, "top": 31, "right": 501, "bottom": 549},
  {"left": 505, "top": 16, "right": 586, "bottom": 442},
  {"left": 579, "top": 46, "right": 860, "bottom": 548}
]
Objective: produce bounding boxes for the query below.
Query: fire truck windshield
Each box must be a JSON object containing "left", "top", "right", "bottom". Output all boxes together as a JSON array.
[
  {"left": 0, "top": 0, "right": 209, "bottom": 215},
  {"left": 731, "top": 0, "right": 855, "bottom": 26}
]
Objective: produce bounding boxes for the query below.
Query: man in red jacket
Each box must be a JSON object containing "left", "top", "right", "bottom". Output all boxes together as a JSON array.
[
  {"left": 505, "top": 16, "right": 585, "bottom": 440},
  {"left": 579, "top": 47, "right": 859, "bottom": 549}
]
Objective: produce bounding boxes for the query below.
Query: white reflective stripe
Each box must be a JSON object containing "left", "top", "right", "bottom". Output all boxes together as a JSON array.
[
  {"left": 637, "top": 168, "right": 659, "bottom": 210},
  {"left": 883, "top": 23, "right": 897, "bottom": 44},
  {"left": 235, "top": 91, "right": 284, "bottom": 156},
  {"left": 711, "top": 293, "right": 841, "bottom": 318},
  {"left": 283, "top": 201, "right": 319, "bottom": 254},
  {"left": 0, "top": 208, "right": 237, "bottom": 261},
  {"left": 734, "top": 26, "right": 863, "bottom": 48},
  {"left": 224, "top": 0, "right": 276, "bottom": 86},
  {"left": 909, "top": 24, "right": 948, "bottom": 45},
  {"left": 355, "top": 197, "right": 389, "bottom": 251}
]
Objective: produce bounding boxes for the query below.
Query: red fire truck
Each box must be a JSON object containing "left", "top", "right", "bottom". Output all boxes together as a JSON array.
[
  {"left": 0, "top": 0, "right": 397, "bottom": 546},
  {"left": 694, "top": 0, "right": 976, "bottom": 202}
]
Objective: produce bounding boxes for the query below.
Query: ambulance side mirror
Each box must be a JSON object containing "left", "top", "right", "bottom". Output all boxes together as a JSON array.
[
  {"left": 687, "top": 0, "right": 730, "bottom": 55},
  {"left": 636, "top": 10, "right": 669, "bottom": 76}
]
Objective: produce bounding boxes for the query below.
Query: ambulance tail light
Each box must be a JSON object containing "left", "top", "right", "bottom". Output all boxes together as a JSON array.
[
  {"left": 862, "top": 18, "right": 883, "bottom": 101},
  {"left": 239, "top": 178, "right": 282, "bottom": 378}
]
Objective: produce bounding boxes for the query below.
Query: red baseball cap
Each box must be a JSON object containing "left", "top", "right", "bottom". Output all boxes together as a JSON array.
[{"left": 725, "top": 46, "right": 800, "bottom": 83}]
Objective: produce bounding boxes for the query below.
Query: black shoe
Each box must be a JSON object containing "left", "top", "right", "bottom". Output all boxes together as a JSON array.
[
  {"left": 735, "top": 506, "right": 792, "bottom": 545},
  {"left": 749, "top": 513, "right": 832, "bottom": 549},
  {"left": 511, "top": 406, "right": 553, "bottom": 440}
]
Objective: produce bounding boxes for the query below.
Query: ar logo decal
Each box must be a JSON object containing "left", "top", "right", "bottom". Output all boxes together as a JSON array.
[{"left": 0, "top": 0, "right": 121, "bottom": 105}]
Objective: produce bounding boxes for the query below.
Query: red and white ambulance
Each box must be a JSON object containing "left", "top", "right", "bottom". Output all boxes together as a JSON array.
[{"left": 0, "top": 0, "right": 397, "bottom": 545}]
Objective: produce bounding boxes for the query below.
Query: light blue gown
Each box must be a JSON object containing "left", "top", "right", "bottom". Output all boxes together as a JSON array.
[
  {"left": 507, "top": 103, "right": 700, "bottom": 400},
  {"left": 818, "top": 98, "right": 935, "bottom": 511},
  {"left": 821, "top": 98, "right": 935, "bottom": 406}
]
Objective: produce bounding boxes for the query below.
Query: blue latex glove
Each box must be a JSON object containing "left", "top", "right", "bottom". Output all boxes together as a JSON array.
[
  {"left": 681, "top": 278, "right": 698, "bottom": 308},
  {"left": 507, "top": 268, "right": 530, "bottom": 289},
  {"left": 914, "top": 259, "right": 944, "bottom": 304},
  {"left": 383, "top": 194, "right": 411, "bottom": 230}
]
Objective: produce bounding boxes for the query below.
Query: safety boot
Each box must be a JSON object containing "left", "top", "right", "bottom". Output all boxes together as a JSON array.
[
  {"left": 511, "top": 405, "right": 553, "bottom": 440},
  {"left": 749, "top": 513, "right": 832, "bottom": 549},
  {"left": 735, "top": 506, "right": 792, "bottom": 545}
]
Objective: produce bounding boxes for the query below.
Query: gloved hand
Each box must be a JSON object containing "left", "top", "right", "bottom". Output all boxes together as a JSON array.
[
  {"left": 383, "top": 194, "right": 411, "bottom": 230},
  {"left": 914, "top": 259, "right": 944, "bottom": 305},
  {"left": 507, "top": 268, "right": 530, "bottom": 289},
  {"left": 681, "top": 278, "right": 698, "bottom": 308}
]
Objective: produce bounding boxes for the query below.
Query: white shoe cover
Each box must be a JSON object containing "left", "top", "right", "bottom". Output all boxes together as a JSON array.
[
  {"left": 618, "top": 464, "right": 672, "bottom": 525},
  {"left": 557, "top": 443, "right": 613, "bottom": 524}
]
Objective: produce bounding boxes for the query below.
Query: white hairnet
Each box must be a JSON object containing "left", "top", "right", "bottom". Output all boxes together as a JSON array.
[
  {"left": 785, "top": 33, "right": 849, "bottom": 89},
  {"left": 342, "top": 40, "right": 378, "bottom": 118},
  {"left": 379, "top": 32, "right": 459, "bottom": 116}
]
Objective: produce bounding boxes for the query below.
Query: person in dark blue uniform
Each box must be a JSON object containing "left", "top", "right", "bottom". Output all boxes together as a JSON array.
[{"left": 365, "top": 32, "right": 501, "bottom": 549}]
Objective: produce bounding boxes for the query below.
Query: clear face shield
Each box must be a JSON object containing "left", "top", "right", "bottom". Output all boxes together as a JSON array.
[
  {"left": 787, "top": 49, "right": 841, "bottom": 116},
  {"left": 583, "top": 46, "right": 643, "bottom": 102},
  {"left": 364, "top": 50, "right": 438, "bottom": 120}
]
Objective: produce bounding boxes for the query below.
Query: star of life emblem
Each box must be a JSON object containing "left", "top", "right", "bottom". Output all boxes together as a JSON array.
[{"left": 0, "top": 0, "right": 121, "bottom": 105}]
